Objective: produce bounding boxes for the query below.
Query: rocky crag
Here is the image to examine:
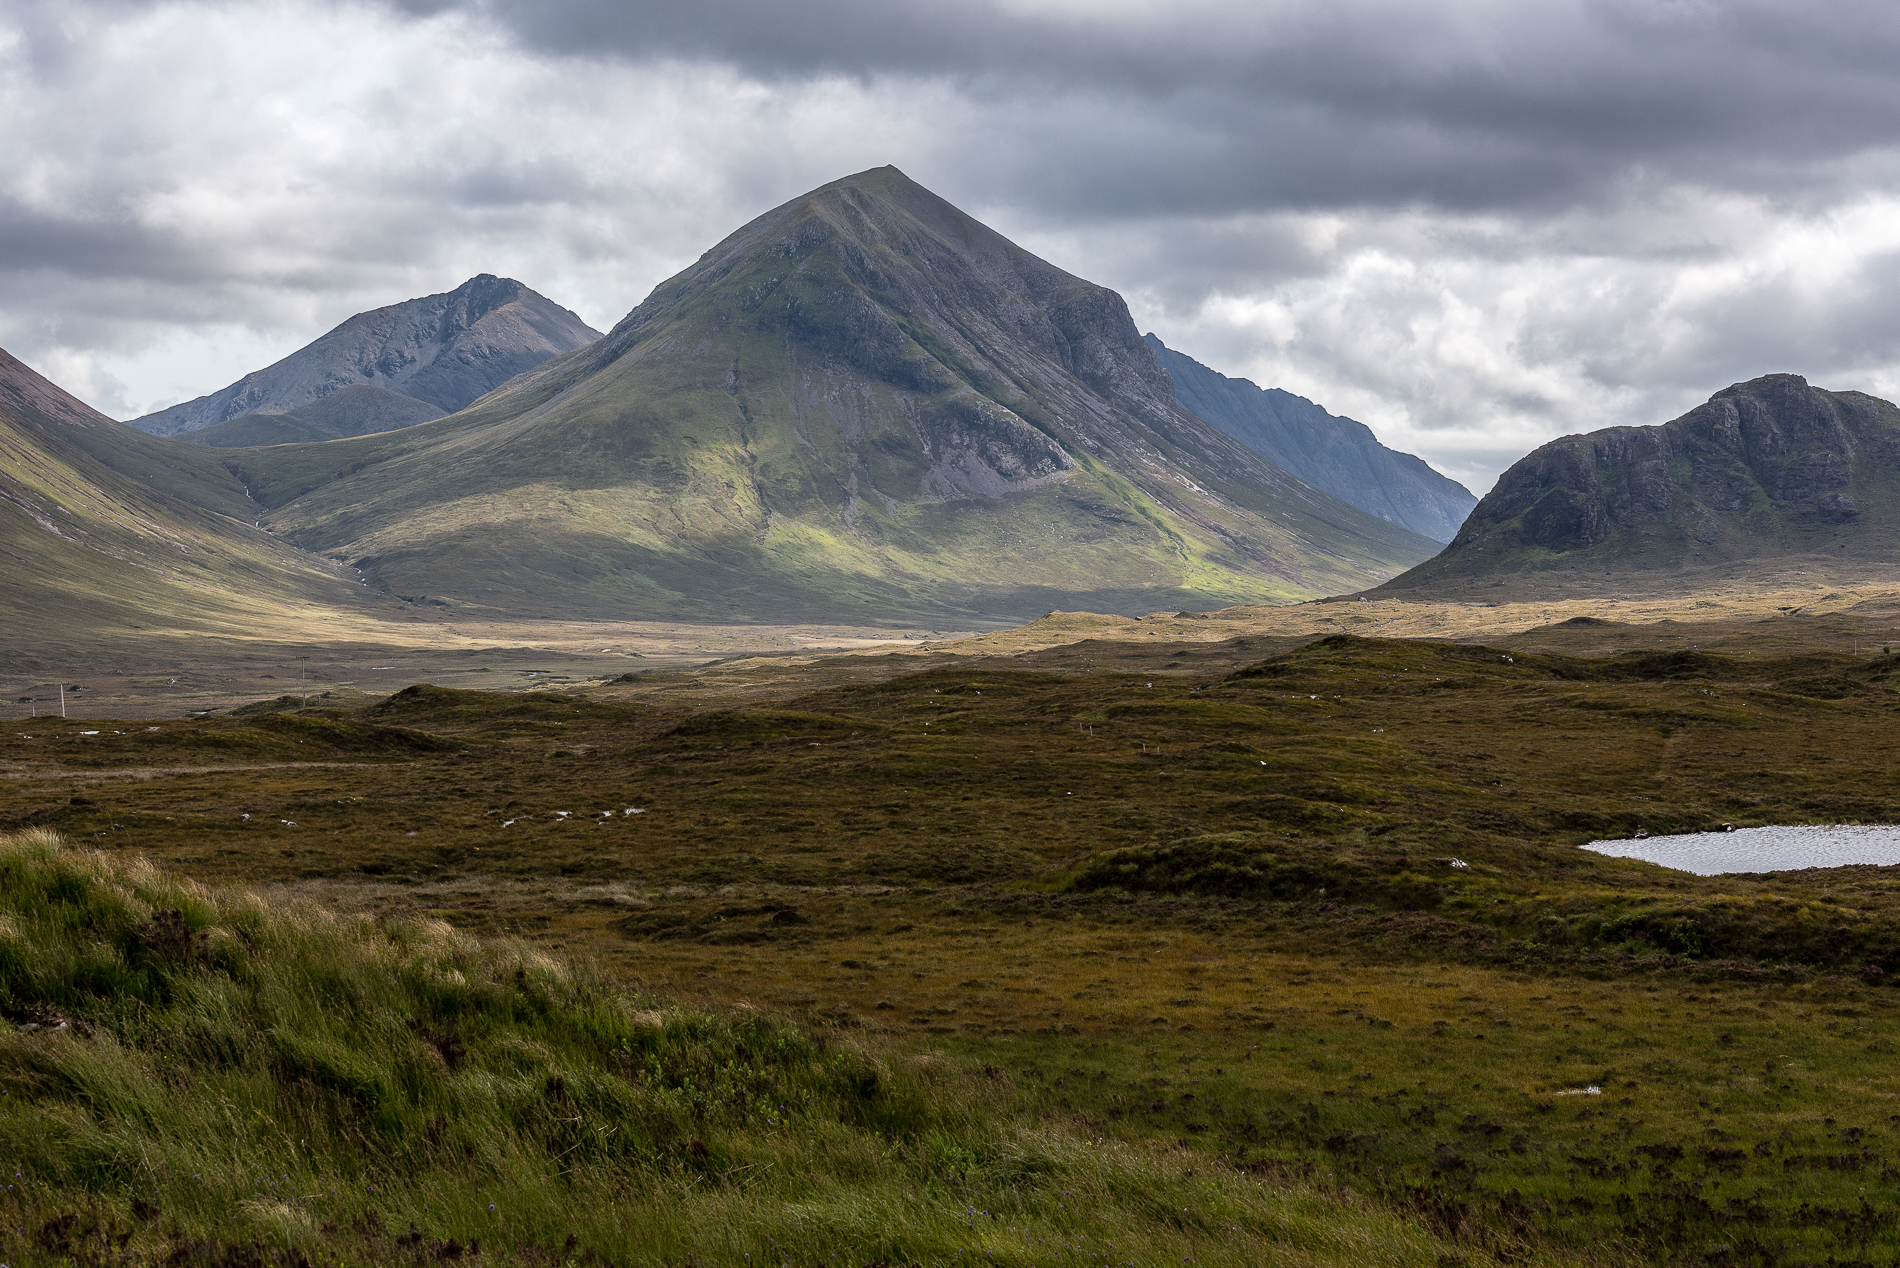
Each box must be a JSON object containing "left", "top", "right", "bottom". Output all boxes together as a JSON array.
[{"left": 1373, "top": 373, "right": 1900, "bottom": 598}]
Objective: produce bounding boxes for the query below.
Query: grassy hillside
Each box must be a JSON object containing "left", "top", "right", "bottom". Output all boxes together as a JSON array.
[
  {"left": 0, "top": 349, "right": 398, "bottom": 652},
  {"left": 0, "top": 829, "right": 1522, "bottom": 1267}
]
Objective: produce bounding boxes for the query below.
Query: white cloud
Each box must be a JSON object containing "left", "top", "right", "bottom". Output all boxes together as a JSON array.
[
  {"left": 0, "top": 1, "right": 959, "bottom": 416},
  {"left": 1032, "top": 190, "right": 1900, "bottom": 492}
]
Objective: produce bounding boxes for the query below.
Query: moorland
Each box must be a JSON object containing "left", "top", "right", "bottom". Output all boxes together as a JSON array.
[{"left": 5, "top": 587, "right": 1900, "bottom": 1266}]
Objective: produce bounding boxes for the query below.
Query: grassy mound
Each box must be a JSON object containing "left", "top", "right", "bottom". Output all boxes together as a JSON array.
[
  {"left": 1067, "top": 833, "right": 1452, "bottom": 911},
  {"left": 1064, "top": 828, "right": 1900, "bottom": 974},
  {"left": 0, "top": 831, "right": 1529, "bottom": 1267}
]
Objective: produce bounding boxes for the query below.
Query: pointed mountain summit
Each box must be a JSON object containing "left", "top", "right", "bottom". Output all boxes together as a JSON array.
[
  {"left": 1373, "top": 373, "right": 1900, "bottom": 599},
  {"left": 128, "top": 275, "right": 601, "bottom": 437},
  {"left": 201, "top": 167, "right": 1436, "bottom": 622},
  {"left": 1146, "top": 336, "right": 1476, "bottom": 543}
]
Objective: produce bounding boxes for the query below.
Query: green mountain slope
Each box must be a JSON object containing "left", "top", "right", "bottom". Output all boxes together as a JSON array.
[
  {"left": 1374, "top": 373, "right": 1900, "bottom": 598},
  {"left": 0, "top": 347, "right": 388, "bottom": 647},
  {"left": 212, "top": 168, "right": 1435, "bottom": 623}
]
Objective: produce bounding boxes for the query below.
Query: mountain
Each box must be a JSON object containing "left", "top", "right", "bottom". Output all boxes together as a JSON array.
[
  {"left": 181, "top": 386, "right": 448, "bottom": 447},
  {"left": 196, "top": 167, "right": 1437, "bottom": 624},
  {"left": 0, "top": 347, "right": 386, "bottom": 648},
  {"left": 1372, "top": 373, "right": 1900, "bottom": 598},
  {"left": 1146, "top": 335, "right": 1476, "bottom": 542},
  {"left": 128, "top": 276, "right": 601, "bottom": 437}
]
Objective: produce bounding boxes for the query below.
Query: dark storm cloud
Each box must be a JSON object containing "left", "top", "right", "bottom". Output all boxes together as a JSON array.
[{"left": 403, "top": 0, "right": 1900, "bottom": 216}]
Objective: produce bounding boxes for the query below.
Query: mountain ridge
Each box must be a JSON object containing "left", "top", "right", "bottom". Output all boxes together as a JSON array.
[
  {"left": 128, "top": 275, "right": 600, "bottom": 437},
  {"left": 1145, "top": 335, "right": 1476, "bottom": 543}
]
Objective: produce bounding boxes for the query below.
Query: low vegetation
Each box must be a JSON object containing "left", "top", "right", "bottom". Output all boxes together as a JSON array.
[
  {"left": 0, "top": 829, "right": 1516, "bottom": 1267},
  {"left": 5, "top": 624, "right": 1900, "bottom": 1263}
]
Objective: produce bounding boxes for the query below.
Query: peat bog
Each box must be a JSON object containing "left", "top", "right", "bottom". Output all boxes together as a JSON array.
[{"left": 5, "top": 618, "right": 1900, "bottom": 1265}]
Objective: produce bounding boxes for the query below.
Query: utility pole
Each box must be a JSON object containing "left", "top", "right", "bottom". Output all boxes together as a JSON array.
[
  {"left": 301, "top": 656, "right": 310, "bottom": 707},
  {"left": 58, "top": 684, "right": 65, "bottom": 718}
]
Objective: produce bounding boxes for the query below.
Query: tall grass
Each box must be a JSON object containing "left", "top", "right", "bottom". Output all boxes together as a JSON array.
[{"left": 0, "top": 830, "right": 1563, "bottom": 1266}]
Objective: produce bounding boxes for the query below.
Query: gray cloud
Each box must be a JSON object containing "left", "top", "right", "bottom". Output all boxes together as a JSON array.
[
  {"left": 3, "top": 0, "right": 1900, "bottom": 489},
  {"left": 414, "top": 0, "right": 1900, "bottom": 216}
]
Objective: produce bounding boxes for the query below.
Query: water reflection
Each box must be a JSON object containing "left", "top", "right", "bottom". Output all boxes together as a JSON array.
[{"left": 1584, "top": 825, "right": 1900, "bottom": 876}]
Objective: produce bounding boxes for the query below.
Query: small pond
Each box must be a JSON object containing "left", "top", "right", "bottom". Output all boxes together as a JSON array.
[{"left": 1583, "top": 825, "right": 1900, "bottom": 876}]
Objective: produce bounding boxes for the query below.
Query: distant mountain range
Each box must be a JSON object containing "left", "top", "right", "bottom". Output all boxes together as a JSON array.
[
  {"left": 1373, "top": 373, "right": 1900, "bottom": 598},
  {"left": 19, "top": 189, "right": 1894, "bottom": 630},
  {"left": 128, "top": 275, "right": 600, "bottom": 438},
  {"left": 11, "top": 167, "right": 1514, "bottom": 631},
  {"left": 1146, "top": 336, "right": 1475, "bottom": 542},
  {"left": 99, "top": 166, "right": 1434, "bottom": 623}
]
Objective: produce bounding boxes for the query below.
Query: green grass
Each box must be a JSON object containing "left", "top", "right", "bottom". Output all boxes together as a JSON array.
[
  {"left": 0, "top": 829, "right": 1534, "bottom": 1267},
  {"left": 912, "top": 899, "right": 1900, "bottom": 1266}
]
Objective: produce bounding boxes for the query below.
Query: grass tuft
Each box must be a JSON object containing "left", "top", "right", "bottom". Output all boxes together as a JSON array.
[{"left": 0, "top": 831, "right": 1537, "bottom": 1266}]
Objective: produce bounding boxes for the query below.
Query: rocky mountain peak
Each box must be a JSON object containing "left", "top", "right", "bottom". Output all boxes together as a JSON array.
[
  {"left": 589, "top": 166, "right": 1178, "bottom": 417},
  {"left": 128, "top": 276, "right": 600, "bottom": 437}
]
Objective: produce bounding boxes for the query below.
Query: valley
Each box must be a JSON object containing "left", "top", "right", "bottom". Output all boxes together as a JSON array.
[
  {"left": 10, "top": 7, "right": 1899, "bottom": 1264},
  {"left": 7, "top": 161, "right": 1900, "bottom": 1268}
]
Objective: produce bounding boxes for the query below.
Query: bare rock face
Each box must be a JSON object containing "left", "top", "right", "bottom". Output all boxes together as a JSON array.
[
  {"left": 917, "top": 397, "right": 1073, "bottom": 498},
  {"left": 1375, "top": 374, "right": 1900, "bottom": 596},
  {"left": 1146, "top": 335, "right": 1477, "bottom": 543},
  {"left": 128, "top": 276, "right": 600, "bottom": 436}
]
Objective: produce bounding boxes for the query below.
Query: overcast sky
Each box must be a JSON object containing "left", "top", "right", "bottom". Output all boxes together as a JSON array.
[{"left": 6, "top": 0, "right": 1900, "bottom": 491}]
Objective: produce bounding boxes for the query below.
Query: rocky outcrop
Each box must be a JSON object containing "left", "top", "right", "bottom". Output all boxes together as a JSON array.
[
  {"left": 1375, "top": 374, "right": 1900, "bottom": 595},
  {"left": 128, "top": 276, "right": 600, "bottom": 436},
  {"left": 1147, "top": 336, "right": 1476, "bottom": 542}
]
